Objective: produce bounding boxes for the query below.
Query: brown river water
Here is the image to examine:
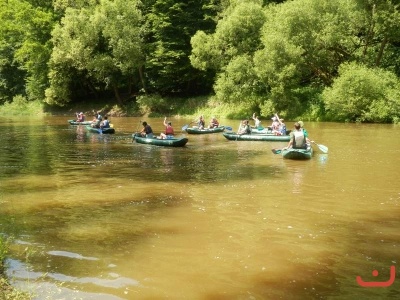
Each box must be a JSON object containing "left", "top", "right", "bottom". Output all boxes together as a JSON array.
[{"left": 0, "top": 116, "right": 399, "bottom": 299}]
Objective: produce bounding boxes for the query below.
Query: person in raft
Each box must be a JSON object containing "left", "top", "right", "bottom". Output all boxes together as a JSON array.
[
  {"left": 284, "top": 122, "right": 311, "bottom": 150},
  {"left": 208, "top": 117, "right": 219, "bottom": 128},
  {"left": 76, "top": 112, "right": 85, "bottom": 122},
  {"left": 91, "top": 114, "right": 101, "bottom": 128},
  {"left": 237, "top": 120, "right": 251, "bottom": 135},
  {"left": 159, "top": 117, "right": 174, "bottom": 139},
  {"left": 140, "top": 121, "right": 153, "bottom": 138},
  {"left": 197, "top": 115, "right": 205, "bottom": 129},
  {"left": 252, "top": 113, "right": 261, "bottom": 129},
  {"left": 100, "top": 116, "right": 110, "bottom": 129}
]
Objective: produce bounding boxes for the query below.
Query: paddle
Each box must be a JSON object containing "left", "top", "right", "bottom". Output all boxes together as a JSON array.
[
  {"left": 132, "top": 120, "right": 142, "bottom": 142},
  {"left": 271, "top": 148, "right": 283, "bottom": 154},
  {"left": 182, "top": 122, "right": 196, "bottom": 131},
  {"left": 311, "top": 141, "right": 328, "bottom": 153},
  {"left": 224, "top": 126, "right": 233, "bottom": 131}
]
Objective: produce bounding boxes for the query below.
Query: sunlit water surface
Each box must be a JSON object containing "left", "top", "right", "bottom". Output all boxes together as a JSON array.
[{"left": 0, "top": 117, "right": 399, "bottom": 299}]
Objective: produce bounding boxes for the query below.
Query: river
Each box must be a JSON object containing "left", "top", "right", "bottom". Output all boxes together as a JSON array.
[{"left": 0, "top": 116, "right": 399, "bottom": 299}]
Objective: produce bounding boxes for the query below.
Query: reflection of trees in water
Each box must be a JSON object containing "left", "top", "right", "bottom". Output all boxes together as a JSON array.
[
  {"left": 160, "top": 149, "right": 174, "bottom": 173},
  {"left": 75, "top": 126, "right": 85, "bottom": 142}
]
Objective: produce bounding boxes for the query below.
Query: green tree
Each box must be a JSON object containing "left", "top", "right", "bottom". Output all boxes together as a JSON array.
[
  {"left": 355, "top": 0, "right": 400, "bottom": 68},
  {"left": 144, "top": 0, "right": 216, "bottom": 96},
  {"left": 190, "top": 0, "right": 266, "bottom": 106},
  {"left": 254, "top": 0, "right": 367, "bottom": 116},
  {"left": 46, "top": 0, "right": 144, "bottom": 105},
  {"left": 0, "top": 0, "right": 55, "bottom": 103},
  {"left": 323, "top": 62, "right": 400, "bottom": 123}
]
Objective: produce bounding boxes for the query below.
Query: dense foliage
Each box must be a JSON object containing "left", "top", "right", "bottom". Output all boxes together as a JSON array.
[{"left": 0, "top": 0, "right": 399, "bottom": 122}]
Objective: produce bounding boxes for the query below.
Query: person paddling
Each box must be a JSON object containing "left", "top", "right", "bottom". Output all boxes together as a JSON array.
[
  {"left": 284, "top": 122, "right": 311, "bottom": 150},
  {"left": 140, "top": 121, "right": 153, "bottom": 138}
]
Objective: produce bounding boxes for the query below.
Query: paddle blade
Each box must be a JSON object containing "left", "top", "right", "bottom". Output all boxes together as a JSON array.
[
  {"left": 271, "top": 149, "right": 282, "bottom": 154},
  {"left": 181, "top": 124, "right": 189, "bottom": 131},
  {"left": 312, "top": 141, "right": 328, "bottom": 153},
  {"left": 318, "top": 144, "right": 328, "bottom": 153},
  {"left": 224, "top": 126, "right": 232, "bottom": 131}
]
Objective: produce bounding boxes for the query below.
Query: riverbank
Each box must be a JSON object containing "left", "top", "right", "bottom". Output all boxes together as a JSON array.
[
  {"left": 0, "top": 95, "right": 263, "bottom": 121},
  {"left": 0, "top": 236, "right": 29, "bottom": 299}
]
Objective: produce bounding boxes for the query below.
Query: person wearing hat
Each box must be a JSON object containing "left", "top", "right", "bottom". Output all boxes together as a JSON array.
[
  {"left": 272, "top": 118, "right": 286, "bottom": 135},
  {"left": 298, "top": 120, "right": 308, "bottom": 138},
  {"left": 278, "top": 118, "right": 286, "bottom": 135},
  {"left": 76, "top": 112, "right": 85, "bottom": 122},
  {"left": 270, "top": 116, "right": 280, "bottom": 133},
  {"left": 159, "top": 117, "right": 174, "bottom": 139}
]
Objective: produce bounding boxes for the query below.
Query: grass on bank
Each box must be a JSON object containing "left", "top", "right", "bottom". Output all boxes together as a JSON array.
[
  {"left": 0, "top": 96, "right": 46, "bottom": 116},
  {"left": 0, "top": 236, "right": 31, "bottom": 299},
  {"left": 0, "top": 94, "right": 258, "bottom": 121}
]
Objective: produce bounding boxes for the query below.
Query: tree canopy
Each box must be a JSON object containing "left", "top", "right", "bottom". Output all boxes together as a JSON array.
[{"left": 0, "top": 0, "right": 399, "bottom": 122}]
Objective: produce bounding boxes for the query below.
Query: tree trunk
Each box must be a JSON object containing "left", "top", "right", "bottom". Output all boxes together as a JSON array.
[
  {"left": 138, "top": 65, "right": 146, "bottom": 93},
  {"left": 363, "top": 4, "right": 375, "bottom": 58},
  {"left": 87, "top": 79, "right": 99, "bottom": 100},
  {"left": 375, "top": 36, "right": 388, "bottom": 67},
  {"left": 113, "top": 83, "right": 122, "bottom": 105}
]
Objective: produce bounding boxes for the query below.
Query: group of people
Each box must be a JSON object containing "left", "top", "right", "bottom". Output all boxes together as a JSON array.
[
  {"left": 139, "top": 117, "right": 174, "bottom": 139},
  {"left": 196, "top": 116, "right": 219, "bottom": 129},
  {"left": 139, "top": 115, "right": 220, "bottom": 139},
  {"left": 137, "top": 114, "right": 311, "bottom": 150},
  {"left": 90, "top": 112, "right": 110, "bottom": 129},
  {"left": 248, "top": 112, "right": 311, "bottom": 150},
  {"left": 236, "top": 113, "right": 286, "bottom": 136},
  {"left": 270, "top": 114, "right": 286, "bottom": 136}
]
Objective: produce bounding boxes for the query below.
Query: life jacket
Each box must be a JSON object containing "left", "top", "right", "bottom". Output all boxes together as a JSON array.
[
  {"left": 293, "top": 130, "right": 306, "bottom": 149},
  {"left": 280, "top": 124, "right": 286, "bottom": 135},
  {"left": 102, "top": 120, "right": 110, "bottom": 128},
  {"left": 165, "top": 126, "right": 174, "bottom": 135}
]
